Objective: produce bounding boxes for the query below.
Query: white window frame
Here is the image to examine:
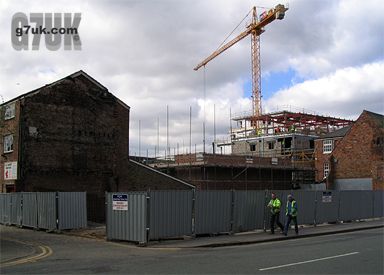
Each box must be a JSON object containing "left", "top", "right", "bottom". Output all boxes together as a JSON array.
[
  {"left": 3, "top": 134, "right": 14, "bottom": 153},
  {"left": 323, "top": 139, "right": 333, "bottom": 154},
  {"left": 324, "top": 162, "right": 330, "bottom": 178}
]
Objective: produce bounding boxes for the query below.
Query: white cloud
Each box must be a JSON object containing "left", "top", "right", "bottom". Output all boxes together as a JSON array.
[{"left": 265, "top": 61, "right": 384, "bottom": 119}]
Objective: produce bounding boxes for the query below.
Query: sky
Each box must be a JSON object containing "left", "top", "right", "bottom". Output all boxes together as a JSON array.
[{"left": 0, "top": 0, "right": 383, "bottom": 157}]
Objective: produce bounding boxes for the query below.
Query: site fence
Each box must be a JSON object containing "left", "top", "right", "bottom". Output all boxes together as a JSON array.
[
  {"left": 106, "top": 190, "right": 383, "bottom": 244},
  {"left": 0, "top": 192, "right": 87, "bottom": 230}
]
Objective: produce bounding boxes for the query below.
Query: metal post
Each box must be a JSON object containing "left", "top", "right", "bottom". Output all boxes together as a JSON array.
[
  {"left": 203, "top": 66, "right": 206, "bottom": 154},
  {"left": 191, "top": 188, "right": 196, "bottom": 237},
  {"left": 166, "top": 105, "right": 169, "bottom": 160},
  {"left": 138, "top": 120, "right": 141, "bottom": 157},
  {"left": 314, "top": 190, "right": 318, "bottom": 226},
  {"left": 157, "top": 117, "right": 159, "bottom": 158},
  {"left": 230, "top": 189, "right": 235, "bottom": 234},
  {"left": 145, "top": 190, "right": 151, "bottom": 245}
]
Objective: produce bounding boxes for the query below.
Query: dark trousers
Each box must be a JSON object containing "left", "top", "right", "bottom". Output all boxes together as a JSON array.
[
  {"left": 270, "top": 212, "right": 284, "bottom": 233},
  {"left": 284, "top": 214, "right": 298, "bottom": 235}
]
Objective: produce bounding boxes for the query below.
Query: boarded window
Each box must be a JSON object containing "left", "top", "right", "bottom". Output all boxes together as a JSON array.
[
  {"left": 3, "top": 135, "right": 13, "bottom": 153},
  {"left": 4, "top": 103, "right": 16, "bottom": 120}
]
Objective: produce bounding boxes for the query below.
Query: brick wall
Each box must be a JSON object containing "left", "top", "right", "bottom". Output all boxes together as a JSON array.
[
  {"left": 18, "top": 75, "right": 129, "bottom": 196},
  {"left": 165, "top": 165, "right": 294, "bottom": 190},
  {"left": 118, "top": 160, "right": 193, "bottom": 191},
  {"left": 175, "top": 154, "right": 196, "bottom": 164},
  {"left": 314, "top": 137, "right": 343, "bottom": 183},
  {"left": 329, "top": 111, "right": 384, "bottom": 190},
  {"left": 0, "top": 100, "right": 21, "bottom": 192}
]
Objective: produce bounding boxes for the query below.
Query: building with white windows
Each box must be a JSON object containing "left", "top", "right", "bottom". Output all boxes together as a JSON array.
[{"left": 314, "top": 110, "right": 384, "bottom": 190}]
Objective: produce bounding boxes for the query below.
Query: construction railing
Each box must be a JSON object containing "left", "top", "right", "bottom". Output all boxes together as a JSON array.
[
  {"left": 106, "top": 190, "right": 383, "bottom": 244},
  {"left": 0, "top": 192, "right": 87, "bottom": 231}
]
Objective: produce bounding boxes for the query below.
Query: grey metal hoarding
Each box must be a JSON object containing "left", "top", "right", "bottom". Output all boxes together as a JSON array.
[
  {"left": 233, "top": 190, "right": 266, "bottom": 232},
  {"left": 106, "top": 192, "right": 147, "bottom": 243},
  {"left": 273, "top": 190, "right": 316, "bottom": 226},
  {"left": 37, "top": 192, "right": 57, "bottom": 230},
  {"left": 373, "top": 191, "right": 383, "bottom": 218},
  {"left": 149, "top": 190, "right": 193, "bottom": 240},
  {"left": 22, "top": 193, "right": 38, "bottom": 228},
  {"left": 315, "top": 190, "right": 340, "bottom": 224},
  {"left": 0, "top": 194, "right": 4, "bottom": 223},
  {"left": 195, "top": 190, "right": 232, "bottom": 234},
  {"left": 0, "top": 194, "right": 11, "bottom": 224},
  {"left": 339, "top": 191, "right": 373, "bottom": 221},
  {"left": 290, "top": 190, "right": 317, "bottom": 225},
  {"left": 10, "top": 193, "right": 22, "bottom": 226},
  {"left": 58, "top": 192, "right": 87, "bottom": 230}
]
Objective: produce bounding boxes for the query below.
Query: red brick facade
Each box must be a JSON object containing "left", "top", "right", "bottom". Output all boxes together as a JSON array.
[
  {"left": 315, "top": 110, "right": 384, "bottom": 190},
  {"left": 0, "top": 101, "right": 21, "bottom": 192},
  {"left": 314, "top": 137, "right": 343, "bottom": 183}
]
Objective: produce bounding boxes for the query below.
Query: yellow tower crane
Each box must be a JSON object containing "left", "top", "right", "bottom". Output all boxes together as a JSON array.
[{"left": 194, "top": 4, "right": 288, "bottom": 128}]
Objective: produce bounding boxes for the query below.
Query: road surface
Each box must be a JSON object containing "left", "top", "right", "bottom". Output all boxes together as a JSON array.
[{"left": 1, "top": 225, "right": 383, "bottom": 274}]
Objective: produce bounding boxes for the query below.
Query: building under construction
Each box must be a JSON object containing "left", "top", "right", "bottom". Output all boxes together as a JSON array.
[
  {"left": 151, "top": 4, "right": 354, "bottom": 190},
  {"left": 151, "top": 108, "right": 354, "bottom": 190},
  {"left": 224, "top": 108, "right": 353, "bottom": 157}
]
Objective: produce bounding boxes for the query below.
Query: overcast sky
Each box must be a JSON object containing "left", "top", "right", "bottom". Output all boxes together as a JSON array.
[{"left": 1, "top": 0, "right": 383, "bottom": 157}]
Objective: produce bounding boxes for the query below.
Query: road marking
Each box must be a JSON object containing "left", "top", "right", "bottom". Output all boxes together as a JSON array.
[
  {"left": 1, "top": 239, "right": 53, "bottom": 268},
  {"left": 259, "top": 252, "right": 359, "bottom": 271}
]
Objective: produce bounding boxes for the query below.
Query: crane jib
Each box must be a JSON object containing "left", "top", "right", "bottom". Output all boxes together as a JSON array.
[{"left": 193, "top": 4, "right": 288, "bottom": 71}]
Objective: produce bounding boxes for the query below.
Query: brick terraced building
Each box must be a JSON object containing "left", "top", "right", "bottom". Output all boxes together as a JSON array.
[{"left": 315, "top": 110, "right": 384, "bottom": 190}]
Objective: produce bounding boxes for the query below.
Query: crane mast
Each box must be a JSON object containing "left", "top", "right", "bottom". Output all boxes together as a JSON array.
[
  {"left": 251, "top": 6, "right": 261, "bottom": 122},
  {"left": 194, "top": 4, "right": 288, "bottom": 128}
]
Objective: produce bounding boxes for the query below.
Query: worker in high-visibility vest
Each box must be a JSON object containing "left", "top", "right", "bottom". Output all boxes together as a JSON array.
[
  {"left": 283, "top": 194, "right": 298, "bottom": 236},
  {"left": 267, "top": 192, "right": 284, "bottom": 234}
]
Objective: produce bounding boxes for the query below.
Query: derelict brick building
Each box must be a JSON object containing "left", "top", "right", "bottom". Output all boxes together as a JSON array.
[
  {"left": 0, "top": 71, "right": 192, "bottom": 221},
  {"left": 0, "top": 71, "right": 129, "bottom": 194}
]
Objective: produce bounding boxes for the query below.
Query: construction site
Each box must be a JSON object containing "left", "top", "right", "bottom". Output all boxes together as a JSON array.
[
  {"left": 149, "top": 4, "right": 361, "bottom": 190},
  {"left": 151, "top": 107, "right": 354, "bottom": 190}
]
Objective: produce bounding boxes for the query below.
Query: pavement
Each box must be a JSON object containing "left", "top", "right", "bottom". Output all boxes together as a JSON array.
[{"left": 65, "top": 218, "right": 384, "bottom": 248}]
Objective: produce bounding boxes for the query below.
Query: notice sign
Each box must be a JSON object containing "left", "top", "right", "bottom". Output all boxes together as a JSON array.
[
  {"left": 112, "top": 194, "right": 128, "bottom": 211},
  {"left": 322, "top": 191, "right": 332, "bottom": 203},
  {"left": 4, "top": 161, "right": 17, "bottom": 180}
]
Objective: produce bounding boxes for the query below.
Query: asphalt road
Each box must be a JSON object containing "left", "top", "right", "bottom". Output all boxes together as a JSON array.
[{"left": 1, "top": 225, "right": 383, "bottom": 274}]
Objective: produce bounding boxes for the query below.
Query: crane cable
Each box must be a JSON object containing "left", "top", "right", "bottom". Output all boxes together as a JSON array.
[
  {"left": 215, "top": 8, "right": 252, "bottom": 51},
  {"left": 214, "top": 5, "right": 273, "bottom": 52}
]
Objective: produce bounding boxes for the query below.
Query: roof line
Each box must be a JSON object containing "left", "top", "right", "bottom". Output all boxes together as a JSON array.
[
  {"left": 1, "top": 70, "right": 130, "bottom": 110},
  {"left": 129, "top": 159, "right": 195, "bottom": 189}
]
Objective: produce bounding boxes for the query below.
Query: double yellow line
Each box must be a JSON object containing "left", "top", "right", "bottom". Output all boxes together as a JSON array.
[{"left": 1, "top": 239, "right": 53, "bottom": 268}]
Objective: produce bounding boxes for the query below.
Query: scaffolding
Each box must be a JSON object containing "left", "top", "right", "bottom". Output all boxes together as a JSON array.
[
  {"left": 148, "top": 109, "right": 354, "bottom": 189},
  {"left": 231, "top": 109, "right": 353, "bottom": 139}
]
